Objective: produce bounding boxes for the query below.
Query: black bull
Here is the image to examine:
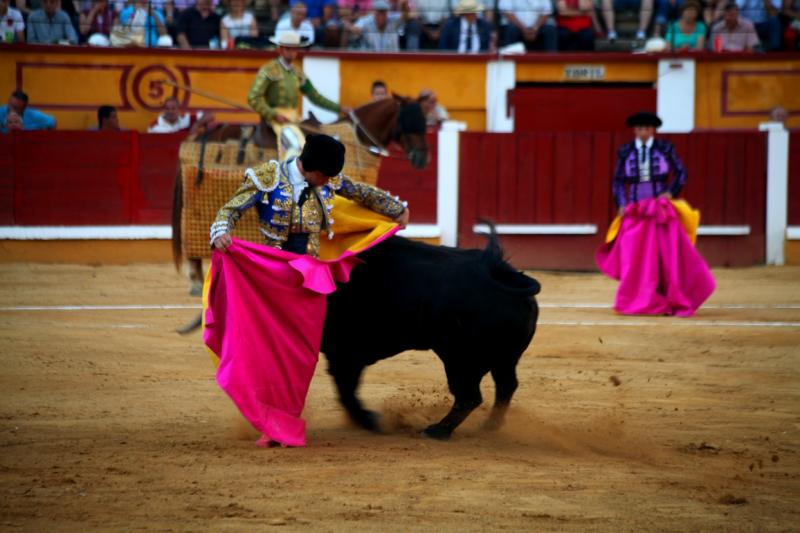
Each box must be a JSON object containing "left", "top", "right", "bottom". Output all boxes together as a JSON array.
[
  {"left": 323, "top": 230, "right": 540, "bottom": 439},
  {"left": 188, "top": 229, "right": 540, "bottom": 440}
]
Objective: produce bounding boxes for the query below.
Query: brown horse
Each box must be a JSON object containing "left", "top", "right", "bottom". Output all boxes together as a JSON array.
[{"left": 172, "top": 95, "right": 429, "bottom": 299}]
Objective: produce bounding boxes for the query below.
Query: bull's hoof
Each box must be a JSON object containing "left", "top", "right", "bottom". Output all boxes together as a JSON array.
[
  {"left": 353, "top": 409, "right": 382, "bottom": 433},
  {"left": 421, "top": 425, "right": 452, "bottom": 441},
  {"left": 482, "top": 415, "right": 504, "bottom": 432}
]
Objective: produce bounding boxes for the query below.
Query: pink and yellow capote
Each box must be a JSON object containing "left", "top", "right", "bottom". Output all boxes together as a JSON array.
[
  {"left": 596, "top": 198, "right": 716, "bottom": 317},
  {"left": 202, "top": 197, "right": 400, "bottom": 447}
]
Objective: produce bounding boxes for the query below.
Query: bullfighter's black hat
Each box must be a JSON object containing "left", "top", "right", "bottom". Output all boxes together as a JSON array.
[
  {"left": 299, "top": 134, "right": 346, "bottom": 177},
  {"left": 626, "top": 112, "right": 663, "bottom": 128}
]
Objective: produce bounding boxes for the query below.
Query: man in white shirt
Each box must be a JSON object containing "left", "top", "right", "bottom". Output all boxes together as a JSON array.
[
  {"left": 0, "top": 0, "right": 25, "bottom": 43},
  {"left": 148, "top": 97, "right": 214, "bottom": 134},
  {"left": 499, "top": 0, "right": 557, "bottom": 51},
  {"left": 275, "top": 1, "right": 316, "bottom": 45},
  {"left": 351, "top": 0, "right": 406, "bottom": 51}
]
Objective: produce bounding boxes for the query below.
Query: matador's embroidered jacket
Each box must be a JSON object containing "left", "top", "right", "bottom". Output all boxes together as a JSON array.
[
  {"left": 613, "top": 138, "right": 687, "bottom": 208},
  {"left": 247, "top": 58, "right": 340, "bottom": 123},
  {"left": 210, "top": 158, "right": 406, "bottom": 257}
]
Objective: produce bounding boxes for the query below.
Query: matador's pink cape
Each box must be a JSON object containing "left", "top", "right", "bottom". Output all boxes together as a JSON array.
[
  {"left": 595, "top": 197, "right": 715, "bottom": 317},
  {"left": 203, "top": 198, "right": 399, "bottom": 447}
]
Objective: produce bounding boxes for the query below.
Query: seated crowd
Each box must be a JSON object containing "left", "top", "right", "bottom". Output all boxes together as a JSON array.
[{"left": 1, "top": 0, "right": 798, "bottom": 51}]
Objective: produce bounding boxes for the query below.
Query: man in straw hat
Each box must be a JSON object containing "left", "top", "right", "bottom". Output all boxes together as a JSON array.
[
  {"left": 439, "top": 0, "right": 492, "bottom": 51},
  {"left": 247, "top": 31, "right": 348, "bottom": 153}
]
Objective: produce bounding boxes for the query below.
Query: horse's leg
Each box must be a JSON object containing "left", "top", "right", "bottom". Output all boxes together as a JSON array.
[
  {"left": 483, "top": 363, "right": 519, "bottom": 432},
  {"left": 327, "top": 356, "right": 381, "bottom": 432},
  {"left": 422, "top": 355, "right": 485, "bottom": 441},
  {"left": 188, "top": 258, "right": 203, "bottom": 296}
]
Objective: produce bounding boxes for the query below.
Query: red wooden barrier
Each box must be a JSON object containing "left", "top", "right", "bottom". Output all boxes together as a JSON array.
[
  {"left": 789, "top": 132, "right": 800, "bottom": 227},
  {"left": 0, "top": 135, "right": 14, "bottom": 225},
  {"left": 0, "top": 130, "right": 437, "bottom": 227},
  {"left": 458, "top": 131, "right": 766, "bottom": 269},
  {"left": 374, "top": 132, "right": 438, "bottom": 224},
  {"left": 134, "top": 133, "right": 186, "bottom": 224}
]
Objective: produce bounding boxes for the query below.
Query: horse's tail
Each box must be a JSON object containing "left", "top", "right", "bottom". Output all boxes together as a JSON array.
[{"left": 171, "top": 164, "right": 184, "bottom": 272}]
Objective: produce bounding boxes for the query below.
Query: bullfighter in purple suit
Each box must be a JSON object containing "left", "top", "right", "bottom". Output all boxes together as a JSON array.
[
  {"left": 613, "top": 112, "right": 687, "bottom": 210},
  {"left": 596, "top": 112, "right": 715, "bottom": 317}
]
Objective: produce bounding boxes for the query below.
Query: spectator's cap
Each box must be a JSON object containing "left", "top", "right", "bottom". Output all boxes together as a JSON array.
[
  {"left": 269, "top": 31, "right": 312, "bottom": 48},
  {"left": 299, "top": 134, "right": 346, "bottom": 177},
  {"left": 680, "top": 0, "right": 701, "bottom": 13},
  {"left": 626, "top": 112, "right": 662, "bottom": 128},
  {"left": 373, "top": 0, "right": 391, "bottom": 10},
  {"left": 454, "top": 0, "right": 484, "bottom": 14},
  {"left": 157, "top": 35, "right": 174, "bottom": 47}
]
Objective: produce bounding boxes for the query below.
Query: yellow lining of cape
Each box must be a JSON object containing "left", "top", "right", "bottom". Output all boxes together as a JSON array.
[{"left": 605, "top": 199, "right": 700, "bottom": 245}]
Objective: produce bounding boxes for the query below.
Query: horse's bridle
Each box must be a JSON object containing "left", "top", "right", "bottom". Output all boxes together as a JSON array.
[{"left": 347, "top": 110, "right": 390, "bottom": 157}]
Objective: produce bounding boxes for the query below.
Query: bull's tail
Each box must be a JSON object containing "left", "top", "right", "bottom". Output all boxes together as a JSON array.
[
  {"left": 171, "top": 165, "right": 184, "bottom": 272},
  {"left": 478, "top": 219, "right": 541, "bottom": 296}
]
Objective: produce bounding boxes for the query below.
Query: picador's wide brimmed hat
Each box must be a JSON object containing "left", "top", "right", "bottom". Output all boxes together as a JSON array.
[
  {"left": 299, "top": 134, "right": 346, "bottom": 177},
  {"left": 626, "top": 111, "right": 663, "bottom": 128},
  {"left": 454, "top": 0, "right": 484, "bottom": 14},
  {"left": 269, "top": 31, "right": 312, "bottom": 48}
]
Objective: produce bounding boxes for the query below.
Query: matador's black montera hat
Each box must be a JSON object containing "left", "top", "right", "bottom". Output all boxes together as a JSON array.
[
  {"left": 299, "top": 134, "right": 346, "bottom": 177},
  {"left": 626, "top": 112, "right": 663, "bottom": 128}
]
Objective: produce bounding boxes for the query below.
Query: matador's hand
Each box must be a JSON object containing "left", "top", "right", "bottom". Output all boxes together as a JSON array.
[
  {"left": 395, "top": 208, "right": 410, "bottom": 229},
  {"left": 213, "top": 233, "right": 233, "bottom": 252}
]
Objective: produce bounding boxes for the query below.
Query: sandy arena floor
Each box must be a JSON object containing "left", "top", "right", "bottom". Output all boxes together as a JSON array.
[{"left": 0, "top": 262, "right": 798, "bottom": 531}]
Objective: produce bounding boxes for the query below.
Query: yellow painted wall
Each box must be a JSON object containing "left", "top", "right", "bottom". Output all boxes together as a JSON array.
[
  {"left": 695, "top": 59, "right": 800, "bottom": 129},
  {"left": 1, "top": 48, "right": 798, "bottom": 132},
  {"left": 0, "top": 48, "right": 268, "bottom": 131},
  {"left": 338, "top": 57, "right": 487, "bottom": 130}
]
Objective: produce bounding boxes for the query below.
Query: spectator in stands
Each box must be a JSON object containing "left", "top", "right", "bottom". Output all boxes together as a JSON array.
[
  {"left": 371, "top": 79, "right": 389, "bottom": 100},
  {"left": 769, "top": 105, "right": 788, "bottom": 123},
  {"left": 338, "top": 0, "right": 372, "bottom": 23},
  {"left": 148, "top": 96, "right": 214, "bottom": 133},
  {"left": 664, "top": 0, "right": 706, "bottom": 49},
  {"left": 499, "top": 0, "right": 557, "bottom": 51},
  {"left": 601, "top": 0, "right": 654, "bottom": 41},
  {"left": 27, "top": 0, "right": 78, "bottom": 44},
  {"left": 1, "top": 0, "right": 25, "bottom": 43},
  {"left": 293, "top": 0, "right": 336, "bottom": 27},
  {"left": 275, "top": 1, "right": 316, "bottom": 44},
  {"left": 316, "top": 0, "right": 343, "bottom": 46},
  {"left": 350, "top": 0, "right": 405, "bottom": 50},
  {"left": 79, "top": 0, "right": 113, "bottom": 45},
  {"left": 419, "top": 88, "right": 448, "bottom": 127},
  {"left": 439, "top": 0, "right": 492, "bottom": 51},
  {"left": 3, "top": 111, "right": 23, "bottom": 133},
  {"left": 556, "top": 0, "right": 595, "bottom": 49},
  {"left": 97, "top": 105, "right": 120, "bottom": 130},
  {"left": 416, "top": 0, "right": 450, "bottom": 48},
  {"left": 710, "top": 2, "right": 760, "bottom": 50},
  {"left": 782, "top": 0, "right": 800, "bottom": 49},
  {"left": 117, "top": 0, "right": 169, "bottom": 47},
  {"left": 220, "top": 0, "right": 258, "bottom": 47},
  {"left": 0, "top": 90, "right": 56, "bottom": 132},
  {"left": 727, "top": 0, "right": 782, "bottom": 50},
  {"left": 177, "top": 0, "right": 221, "bottom": 48}
]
